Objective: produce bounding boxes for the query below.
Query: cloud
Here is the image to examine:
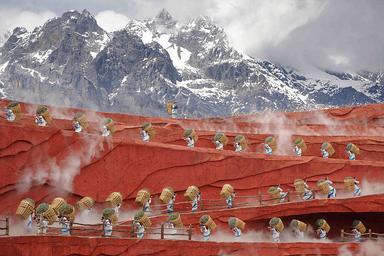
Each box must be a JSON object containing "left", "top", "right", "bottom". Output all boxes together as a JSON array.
[{"left": 95, "top": 10, "right": 131, "bottom": 32}]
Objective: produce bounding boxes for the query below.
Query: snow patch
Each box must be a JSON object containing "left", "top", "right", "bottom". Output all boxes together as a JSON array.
[
  {"left": 20, "top": 65, "right": 46, "bottom": 82},
  {"left": 0, "top": 61, "right": 9, "bottom": 73},
  {"left": 31, "top": 49, "right": 52, "bottom": 63}
]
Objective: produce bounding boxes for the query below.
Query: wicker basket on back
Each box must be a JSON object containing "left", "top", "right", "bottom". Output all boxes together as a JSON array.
[
  {"left": 200, "top": 215, "right": 216, "bottom": 231},
  {"left": 265, "top": 136, "right": 277, "bottom": 152},
  {"left": 293, "top": 137, "right": 307, "bottom": 152},
  {"left": 352, "top": 220, "right": 366, "bottom": 234},
  {"left": 184, "top": 185, "right": 199, "bottom": 201},
  {"left": 102, "top": 208, "right": 118, "bottom": 224},
  {"left": 268, "top": 186, "right": 281, "bottom": 203},
  {"left": 142, "top": 122, "right": 155, "bottom": 139},
  {"left": 104, "top": 118, "right": 116, "bottom": 134},
  {"left": 160, "top": 187, "right": 174, "bottom": 204},
  {"left": 16, "top": 198, "right": 35, "bottom": 219},
  {"left": 36, "top": 105, "right": 52, "bottom": 124},
  {"left": 51, "top": 197, "right": 66, "bottom": 215},
  {"left": 58, "top": 203, "right": 76, "bottom": 222},
  {"left": 213, "top": 132, "right": 228, "bottom": 146},
  {"left": 105, "top": 192, "right": 122, "bottom": 208},
  {"left": 316, "top": 180, "right": 331, "bottom": 195},
  {"left": 135, "top": 189, "right": 151, "bottom": 206},
  {"left": 73, "top": 112, "right": 89, "bottom": 130},
  {"left": 346, "top": 143, "right": 360, "bottom": 155},
  {"left": 168, "top": 212, "right": 183, "bottom": 228},
  {"left": 220, "top": 184, "right": 234, "bottom": 198},
  {"left": 134, "top": 210, "right": 151, "bottom": 228},
  {"left": 269, "top": 217, "right": 284, "bottom": 232},
  {"left": 36, "top": 203, "right": 57, "bottom": 225},
  {"left": 234, "top": 135, "right": 247, "bottom": 150},
  {"left": 321, "top": 142, "right": 335, "bottom": 156},
  {"left": 294, "top": 179, "right": 306, "bottom": 194},
  {"left": 166, "top": 102, "right": 174, "bottom": 115},
  {"left": 344, "top": 177, "right": 356, "bottom": 191},
  {"left": 76, "top": 196, "right": 94, "bottom": 211},
  {"left": 183, "top": 129, "right": 198, "bottom": 142},
  {"left": 7, "top": 101, "right": 21, "bottom": 118},
  {"left": 290, "top": 219, "right": 307, "bottom": 232},
  {"left": 315, "top": 219, "right": 330, "bottom": 233},
  {"left": 228, "top": 217, "right": 245, "bottom": 231}
]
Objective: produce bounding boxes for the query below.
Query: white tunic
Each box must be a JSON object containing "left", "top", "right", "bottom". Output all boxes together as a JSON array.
[
  {"left": 348, "top": 151, "right": 356, "bottom": 160},
  {"left": 6, "top": 109, "right": 16, "bottom": 121},
  {"left": 141, "top": 130, "right": 150, "bottom": 142},
  {"left": 325, "top": 180, "right": 336, "bottom": 198},
  {"left": 215, "top": 141, "right": 224, "bottom": 150},
  {"left": 38, "top": 219, "right": 49, "bottom": 234},
  {"left": 101, "top": 126, "right": 110, "bottom": 137},
  {"left": 265, "top": 144, "right": 273, "bottom": 155},
  {"left": 103, "top": 219, "right": 113, "bottom": 237},
  {"left": 60, "top": 217, "right": 70, "bottom": 236},
  {"left": 235, "top": 143, "right": 242, "bottom": 152},
  {"left": 136, "top": 223, "right": 145, "bottom": 239},
  {"left": 192, "top": 194, "right": 200, "bottom": 212},
  {"left": 201, "top": 225, "right": 211, "bottom": 241},
  {"left": 353, "top": 183, "right": 361, "bottom": 197},
  {"left": 186, "top": 137, "right": 195, "bottom": 148},
  {"left": 321, "top": 149, "right": 329, "bottom": 159},
  {"left": 35, "top": 115, "right": 47, "bottom": 127},
  {"left": 352, "top": 228, "right": 361, "bottom": 242},
  {"left": 74, "top": 121, "right": 82, "bottom": 133},
  {"left": 232, "top": 227, "right": 242, "bottom": 238},
  {"left": 271, "top": 228, "right": 280, "bottom": 242},
  {"left": 318, "top": 228, "right": 327, "bottom": 240},
  {"left": 294, "top": 146, "right": 302, "bottom": 156},
  {"left": 167, "top": 198, "right": 174, "bottom": 213}
]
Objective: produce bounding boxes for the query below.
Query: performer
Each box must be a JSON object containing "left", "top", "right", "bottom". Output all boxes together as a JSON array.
[
  {"left": 269, "top": 226, "right": 280, "bottom": 242},
  {"left": 25, "top": 211, "right": 34, "bottom": 233},
  {"left": 264, "top": 143, "right": 273, "bottom": 155},
  {"left": 316, "top": 227, "right": 327, "bottom": 240},
  {"left": 277, "top": 186, "right": 288, "bottom": 203},
  {"left": 232, "top": 226, "right": 242, "bottom": 238},
  {"left": 321, "top": 148, "right": 329, "bottom": 159},
  {"left": 200, "top": 224, "right": 211, "bottom": 241},
  {"left": 352, "top": 227, "right": 361, "bottom": 242},
  {"left": 192, "top": 192, "right": 201, "bottom": 212},
  {"left": 59, "top": 216, "right": 71, "bottom": 236},
  {"left": 171, "top": 104, "right": 178, "bottom": 118},
  {"left": 35, "top": 115, "right": 47, "bottom": 127},
  {"left": 101, "top": 125, "right": 110, "bottom": 137},
  {"left": 185, "top": 136, "right": 195, "bottom": 148},
  {"left": 102, "top": 216, "right": 113, "bottom": 237},
  {"left": 5, "top": 108, "right": 16, "bottom": 121},
  {"left": 143, "top": 198, "right": 151, "bottom": 212},
  {"left": 214, "top": 140, "right": 224, "bottom": 150},
  {"left": 351, "top": 178, "right": 361, "bottom": 197},
  {"left": 167, "top": 193, "right": 176, "bottom": 213},
  {"left": 225, "top": 192, "right": 235, "bottom": 208},
  {"left": 302, "top": 181, "right": 314, "bottom": 200},
  {"left": 36, "top": 215, "right": 49, "bottom": 234},
  {"left": 134, "top": 221, "right": 145, "bottom": 239},
  {"left": 294, "top": 145, "right": 302, "bottom": 156},
  {"left": 73, "top": 121, "right": 82, "bottom": 133},
  {"left": 325, "top": 178, "right": 336, "bottom": 198},
  {"left": 141, "top": 129, "right": 150, "bottom": 142},
  {"left": 346, "top": 150, "right": 356, "bottom": 160}
]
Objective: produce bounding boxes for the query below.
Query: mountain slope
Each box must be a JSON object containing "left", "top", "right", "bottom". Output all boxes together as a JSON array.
[{"left": 0, "top": 9, "right": 382, "bottom": 117}]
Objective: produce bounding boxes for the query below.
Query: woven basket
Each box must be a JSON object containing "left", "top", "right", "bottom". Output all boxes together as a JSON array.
[
  {"left": 290, "top": 219, "right": 307, "bottom": 232},
  {"left": 104, "top": 118, "right": 116, "bottom": 134},
  {"left": 184, "top": 185, "right": 199, "bottom": 201},
  {"left": 352, "top": 220, "right": 366, "bottom": 234},
  {"left": 142, "top": 123, "right": 155, "bottom": 139},
  {"left": 16, "top": 198, "right": 35, "bottom": 219},
  {"left": 344, "top": 177, "right": 356, "bottom": 191},
  {"left": 321, "top": 142, "right": 335, "bottom": 156},
  {"left": 73, "top": 112, "right": 89, "bottom": 130},
  {"left": 105, "top": 192, "right": 122, "bottom": 208},
  {"left": 160, "top": 187, "right": 174, "bottom": 204},
  {"left": 346, "top": 143, "right": 360, "bottom": 155},
  {"left": 183, "top": 129, "right": 198, "bottom": 142},
  {"left": 200, "top": 215, "right": 216, "bottom": 231},
  {"left": 36, "top": 204, "right": 57, "bottom": 225},
  {"left": 268, "top": 186, "right": 281, "bottom": 202},
  {"left": 294, "top": 137, "right": 307, "bottom": 152},
  {"left": 220, "top": 184, "right": 234, "bottom": 198},
  {"left": 317, "top": 180, "right": 331, "bottom": 195},
  {"left": 102, "top": 208, "right": 118, "bottom": 224},
  {"left": 265, "top": 136, "right": 277, "bottom": 151},
  {"left": 234, "top": 135, "right": 247, "bottom": 150},
  {"left": 315, "top": 219, "right": 330, "bottom": 233},
  {"left": 36, "top": 105, "right": 52, "bottom": 124},
  {"left": 51, "top": 198, "right": 66, "bottom": 215},
  {"left": 134, "top": 211, "right": 151, "bottom": 228},
  {"left": 76, "top": 196, "right": 94, "bottom": 211},
  {"left": 269, "top": 217, "right": 284, "bottom": 232},
  {"left": 7, "top": 102, "right": 21, "bottom": 114},
  {"left": 59, "top": 203, "right": 75, "bottom": 222},
  {"left": 213, "top": 132, "right": 228, "bottom": 146},
  {"left": 135, "top": 189, "right": 151, "bottom": 206},
  {"left": 166, "top": 102, "right": 174, "bottom": 115},
  {"left": 168, "top": 212, "right": 183, "bottom": 228},
  {"left": 228, "top": 217, "right": 245, "bottom": 230},
  {"left": 294, "top": 179, "right": 306, "bottom": 194}
]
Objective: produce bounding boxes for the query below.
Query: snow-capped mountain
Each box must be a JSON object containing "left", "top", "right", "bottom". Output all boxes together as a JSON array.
[{"left": 0, "top": 9, "right": 382, "bottom": 117}]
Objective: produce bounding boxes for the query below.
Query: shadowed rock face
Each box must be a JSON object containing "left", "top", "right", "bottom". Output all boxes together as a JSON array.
[{"left": 0, "top": 9, "right": 383, "bottom": 117}]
